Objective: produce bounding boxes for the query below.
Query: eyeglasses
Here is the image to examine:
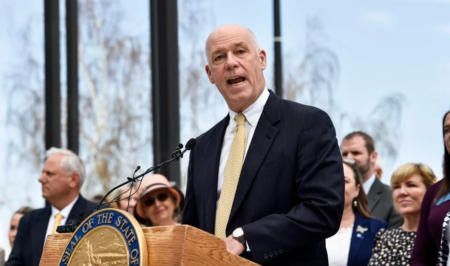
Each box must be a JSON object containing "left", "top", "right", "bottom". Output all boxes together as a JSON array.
[
  {"left": 343, "top": 158, "right": 356, "bottom": 165},
  {"left": 143, "top": 193, "right": 169, "bottom": 207}
]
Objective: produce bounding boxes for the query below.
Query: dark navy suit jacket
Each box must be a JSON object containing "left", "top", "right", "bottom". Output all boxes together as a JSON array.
[
  {"left": 182, "top": 91, "right": 345, "bottom": 265},
  {"left": 6, "top": 195, "right": 96, "bottom": 266},
  {"left": 347, "top": 214, "right": 387, "bottom": 266}
]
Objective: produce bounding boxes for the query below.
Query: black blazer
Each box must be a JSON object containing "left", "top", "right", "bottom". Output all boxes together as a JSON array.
[
  {"left": 368, "top": 178, "right": 403, "bottom": 229},
  {"left": 6, "top": 195, "right": 97, "bottom": 266},
  {"left": 182, "top": 91, "right": 345, "bottom": 265}
]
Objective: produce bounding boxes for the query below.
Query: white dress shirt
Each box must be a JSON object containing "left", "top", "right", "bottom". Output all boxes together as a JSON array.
[
  {"left": 45, "top": 195, "right": 79, "bottom": 242},
  {"left": 217, "top": 88, "right": 270, "bottom": 198},
  {"left": 363, "top": 174, "right": 376, "bottom": 194},
  {"left": 216, "top": 89, "right": 269, "bottom": 251}
]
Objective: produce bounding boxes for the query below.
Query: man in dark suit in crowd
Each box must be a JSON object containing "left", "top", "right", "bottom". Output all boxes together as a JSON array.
[
  {"left": 341, "top": 131, "right": 403, "bottom": 229},
  {"left": 6, "top": 148, "right": 97, "bottom": 266},
  {"left": 182, "top": 24, "right": 344, "bottom": 266}
]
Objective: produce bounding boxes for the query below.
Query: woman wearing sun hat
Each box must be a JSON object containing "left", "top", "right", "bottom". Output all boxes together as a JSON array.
[{"left": 134, "top": 174, "right": 184, "bottom": 227}]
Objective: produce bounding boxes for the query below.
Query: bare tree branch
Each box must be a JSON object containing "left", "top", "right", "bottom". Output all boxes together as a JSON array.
[
  {"left": 285, "top": 16, "right": 405, "bottom": 162},
  {"left": 5, "top": 0, "right": 151, "bottom": 196}
]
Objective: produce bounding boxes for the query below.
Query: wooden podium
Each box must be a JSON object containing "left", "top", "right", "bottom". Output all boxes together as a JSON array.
[{"left": 40, "top": 225, "right": 259, "bottom": 266}]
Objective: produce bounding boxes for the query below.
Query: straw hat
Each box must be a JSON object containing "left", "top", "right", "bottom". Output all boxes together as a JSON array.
[{"left": 135, "top": 174, "right": 184, "bottom": 222}]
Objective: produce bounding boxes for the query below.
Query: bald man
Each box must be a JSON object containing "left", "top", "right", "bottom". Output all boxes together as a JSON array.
[{"left": 182, "top": 24, "right": 344, "bottom": 266}]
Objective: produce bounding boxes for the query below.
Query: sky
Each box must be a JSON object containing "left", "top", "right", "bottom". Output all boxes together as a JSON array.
[{"left": 0, "top": 0, "right": 449, "bottom": 256}]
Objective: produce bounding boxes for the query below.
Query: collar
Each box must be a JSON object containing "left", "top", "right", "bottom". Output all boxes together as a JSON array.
[
  {"left": 437, "top": 192, "right": 450, "bottom": 206},
  {"left": 228, "top": 88, "right": 270, "bottom": 130},
  {"left": 363, "top": 174, "right": 376, "bottom": 193},
  {"left": 51, "top": 195, "right": 79, "bottom": 219}
]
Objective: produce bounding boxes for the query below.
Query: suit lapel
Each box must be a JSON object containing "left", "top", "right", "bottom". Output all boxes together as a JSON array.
[
  {"left": 32, "top": 206, "right": 51, "bottom": 266},
  {"left": 67, "top": 195, "right": 88, "bottom": 221},
  {"left": 203, "top": 116, "right": 229, "bottom": 233},
  {"left": 229, "top": 92, "right": 280, "bottom": 221},
  {"left": 348, "top": 215, "right": 370, "bottom": 266},
  {"left": 368, "top": 178, "right": 383, "bottom": 213}
]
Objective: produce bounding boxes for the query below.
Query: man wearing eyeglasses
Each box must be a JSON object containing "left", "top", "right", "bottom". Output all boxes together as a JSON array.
[
  {"left": 182, "top": 24, "right": 344, "bottom": 266},
  {"left": 341, "top": 131, "right": 403, "bottom": 229}
]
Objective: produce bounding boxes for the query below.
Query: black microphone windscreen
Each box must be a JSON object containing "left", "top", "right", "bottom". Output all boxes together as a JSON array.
[{"left": 185, "top": 138, "right": 196, "bottom": 150}]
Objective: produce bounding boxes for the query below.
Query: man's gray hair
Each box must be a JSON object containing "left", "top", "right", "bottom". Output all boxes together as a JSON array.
[{"left": 46, "top": 147, "right": 86, "bottom": 187}]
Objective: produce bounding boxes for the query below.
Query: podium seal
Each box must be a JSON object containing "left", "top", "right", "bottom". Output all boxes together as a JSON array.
[{"left": 59, "top": 208, "right": 147, "bottom": 266}]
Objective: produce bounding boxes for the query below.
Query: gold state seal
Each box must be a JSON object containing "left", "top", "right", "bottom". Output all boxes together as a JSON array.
[{"left": 59, "top": 208, "right": 147, "bottom": 266}]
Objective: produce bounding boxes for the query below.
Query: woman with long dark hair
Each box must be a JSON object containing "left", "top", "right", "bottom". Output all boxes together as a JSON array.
[
  {"left": 326, "top": 159, "right": 386, "bottom": 266},
  {"left": 410, "top": 110, "right": 450, "bottom": 265}
]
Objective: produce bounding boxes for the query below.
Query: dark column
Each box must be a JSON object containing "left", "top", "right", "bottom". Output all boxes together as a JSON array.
[
  {"left": 150, "top": 0, "right": 180, "bottom": 185},
  {"left": 66, "top": 0, "right": 79, "bottom": 154},
  {"left": 44, "top": 0, "right": 61, "bottom": 150},
  {"left": 274, "top": 0, "right": 283, "bottom": 98}
]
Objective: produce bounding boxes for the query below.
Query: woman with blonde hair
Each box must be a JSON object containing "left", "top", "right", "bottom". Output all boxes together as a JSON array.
[{"left": 369, "top": 163, "right": 436, "bottom": 265}]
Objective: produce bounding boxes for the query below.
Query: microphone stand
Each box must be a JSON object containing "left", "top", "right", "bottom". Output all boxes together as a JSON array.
[
  {"left": 57, "top": 139, "right": 196, "bottom": 233},
  {"left": 94, "top": 144, "right": 190, "bottom": 211}
]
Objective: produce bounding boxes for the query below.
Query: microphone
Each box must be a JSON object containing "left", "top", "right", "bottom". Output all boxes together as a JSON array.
[
  {"left": 127, "top": 165, "right": 141, "bottom": 182},
  {"left": 56, "top": 219, "right": 81, "bottom": 233},
  {"left": 95, "top": 138, "right": 196, "bottom": 211},
  {"left": 175, "top": 138, "right": 196, "bottom": 159},
  {"left": 185, "top": 138, "right": 196, "bottom": 151}
]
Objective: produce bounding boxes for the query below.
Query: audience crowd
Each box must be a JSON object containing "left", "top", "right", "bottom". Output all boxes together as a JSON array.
[{"left": 1, "top": 109, "right": 449, "bottom": 266}]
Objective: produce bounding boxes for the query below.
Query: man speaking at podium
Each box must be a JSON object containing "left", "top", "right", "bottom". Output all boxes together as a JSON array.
[
  {"left": 182, "top": 24, "right": 344, "bottom": 266},
  {"left": 6, "top": 148, "right": 96, "bottom": 266}
]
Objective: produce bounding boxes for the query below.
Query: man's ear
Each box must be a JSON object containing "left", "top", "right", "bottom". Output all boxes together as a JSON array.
[
  {"left": 205, "top": 64, "right": 215, "bottom": 84},
  {"left": 259, "top": 49, "right": 267, "bottom": 70},
  {"left": 371, "top": 151, "right": 378, "bottom": 166},
  {"left": 69, "top": 172, "right": 80, "bottom": 188}
]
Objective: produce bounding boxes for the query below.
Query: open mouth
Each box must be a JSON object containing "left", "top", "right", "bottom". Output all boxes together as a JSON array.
[{"left": 227, "top": 76, "right": 245, "bottom": 86}]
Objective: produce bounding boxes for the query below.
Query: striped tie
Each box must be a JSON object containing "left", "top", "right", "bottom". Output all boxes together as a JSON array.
[{"left": 215, "top": 113, "right": 247, "bottom": 239}]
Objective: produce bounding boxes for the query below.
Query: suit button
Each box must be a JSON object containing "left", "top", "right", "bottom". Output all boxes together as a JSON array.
[
  {"left": 264, "top": 253, "right": 268, "bottom": 259},
  {"left": 274, "top": 251, "right": 278, "bottom": 256},
  {"left": 269, "top": 252, "right": 273, "bottom": 257},
  {"left": 279, "top": 249, "right": 283, "bottom": 254}
]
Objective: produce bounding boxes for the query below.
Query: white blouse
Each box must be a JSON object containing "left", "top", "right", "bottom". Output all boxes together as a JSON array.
[{"left": 326, "top": 225, "right": 353, "bottom": 266}]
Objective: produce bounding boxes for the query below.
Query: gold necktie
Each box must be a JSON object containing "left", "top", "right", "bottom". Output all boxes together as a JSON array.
[
  {"left": 215, "top": 113, "right": 247, "bottom": 239},
  {"left": 52, "top": 213, "right": 64, "bottom": 234}
]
